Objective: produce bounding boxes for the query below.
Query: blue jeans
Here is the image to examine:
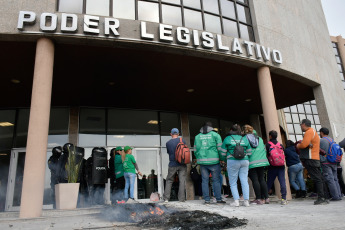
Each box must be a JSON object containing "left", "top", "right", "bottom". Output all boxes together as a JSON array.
[
  {"left": 267, "top": 166, "right": 287, "bottom": 200},
  {"left": 288, "top": 163, "right": 306, "bottom": 191},
  {"left": 124, "top": 172, "right": 136, "bottom": 200},
  {"left": 200, "top": 164, "right": 222, "bottom": 202},
  {"left": 227, "top": 160, "right": 249, "bottom": 201}
]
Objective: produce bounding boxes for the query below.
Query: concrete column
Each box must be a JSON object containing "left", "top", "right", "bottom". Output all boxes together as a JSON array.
[
  {"left": 180, "top": 113, "right": 194, "bottom": 200},
  {"left": 257, "top": 66, "right": 292, "bottom": 200},
  {"left": 68, "top": 107, "right": 79, "bottom": 145},
  {"left": 20, "top": 38, "right": 54, "bottom": 218}
]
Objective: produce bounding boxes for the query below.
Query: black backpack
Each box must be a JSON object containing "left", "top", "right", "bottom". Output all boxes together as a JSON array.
[
  {"left": 230, "top": 135, "right": 245, "bottom": 159},
  {"left": 190, "top": 165, "right": 200, "bottom": 181}
]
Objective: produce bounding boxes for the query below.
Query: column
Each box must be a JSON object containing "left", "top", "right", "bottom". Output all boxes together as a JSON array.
[
  {"left": 20, "top": 38, "right": 55, "bottom": 218},
  {"left": 257, "top": 66, "right": 292, "bottom": 200},
  {"left": 180, "top": 113, "right": 194, "bottom": 200}
]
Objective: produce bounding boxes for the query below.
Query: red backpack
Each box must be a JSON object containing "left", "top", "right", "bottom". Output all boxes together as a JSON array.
[
  {"left": 175, "top": 138, "right": 191, "bottom": 164},
  {"left": 268, "top": 141, "right": 285, "bottom": 166}
]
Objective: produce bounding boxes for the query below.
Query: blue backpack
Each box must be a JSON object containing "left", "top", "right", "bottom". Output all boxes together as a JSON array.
[{"left": 323, "top": 137, "right": 343, "bottom": 163}]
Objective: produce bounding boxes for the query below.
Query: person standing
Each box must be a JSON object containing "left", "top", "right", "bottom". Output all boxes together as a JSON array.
[
  {"left": 109, "top": 147, "right": 125, "bottom": 203},
  {"left": 243, "top": 125, "right": 270, "bottom": 205},
  {"left": 123, "top": 146, "right": 142, "bottom": 203},
  {"left": 194, "top": 122, "right": 225, "bottom": 205},
  {"left": 47, "top": 146, "right": 62, "bottom": 208},
  {"left": 221, "top": 124, "right": 252, "bottom": 207},
  {"left": 284, "top": 140, "right": 307, "bottom": 198},
  {"left": 266, "top": 130, "right": 287, "bottom": 205},
  {"left": 297, "top": 119, "right": 327, "bottom": 205},
  {"left": 163, "top": 128, "right": 187, "bottom": 203},
  {"left": 319, "top": 128, "right": 342, "bottom": 201}
]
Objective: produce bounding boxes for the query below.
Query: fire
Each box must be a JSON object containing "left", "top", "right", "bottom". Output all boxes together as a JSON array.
[{"left": 149, "top": 207, "right": 164, "bottom": 215}]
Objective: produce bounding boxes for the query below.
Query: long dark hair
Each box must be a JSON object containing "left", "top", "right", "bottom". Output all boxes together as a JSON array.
[{"left": 228, "top": 124, "right": 241, "bottom": 135}]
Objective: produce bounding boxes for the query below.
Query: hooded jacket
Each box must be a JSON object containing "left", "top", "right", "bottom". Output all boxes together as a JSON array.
[
  {"left": 220, "top": 134, "right": 252, "bottom": 161},
  {"left": 194, "top": 125, "right": 222, "bottom": 165},
  {"left": 247, "top": 131, "right": 269, "bottom": 169}
]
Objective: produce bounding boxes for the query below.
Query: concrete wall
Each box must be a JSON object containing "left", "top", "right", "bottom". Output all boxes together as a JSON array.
[{"left": 252, "top": 0, "right": 345, "bottom": 142}]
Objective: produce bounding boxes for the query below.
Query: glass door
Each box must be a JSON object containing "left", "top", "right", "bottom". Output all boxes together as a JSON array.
[
  {"left": 132, "top": 148, "right": 162, "bottom": 200},
  {"left": 5, "top": 149, "right": 53, "bottom": 211}
]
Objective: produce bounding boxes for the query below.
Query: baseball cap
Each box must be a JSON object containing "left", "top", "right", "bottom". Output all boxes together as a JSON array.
[
  {"left": 115, "top": 146, "right": 123, "bottom": 151},
  {"left": 124, "top": 146, "right": 133, "bottom": 152},
  {"left": 171, "top": 128, "right": 179, "bottom": 134}
]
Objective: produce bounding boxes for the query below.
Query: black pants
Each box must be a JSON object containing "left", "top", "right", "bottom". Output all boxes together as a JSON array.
[
  {"left": 249, "top": 167, "right": 269, "bottom": 200},
  {"left": 337, "top": 167, "right": 345, "bottom": 194},
  {"left": 303, "top": 160, "right": 325, "bottom": 198}
]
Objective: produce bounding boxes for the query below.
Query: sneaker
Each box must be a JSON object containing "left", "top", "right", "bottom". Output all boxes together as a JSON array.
[
  {"left": 126, "top": 198, "right": 137, "bottom": 203},
  {"left": 314, "top": 197, "right": 328, "bottom": 205},
  {"left": 217, "top": 200, "right": 226, "bottom": 205},
  {"left": 205, "top": 201, "right": 211, "bottom": 205},
  {"left": 281, "top": 199, "right": 287, "bottom": 205},
  {"left": 264, "top": 198, "right": 270, "bottom": 204},
  {"left": 231, "top": 200, "right": 240, "bottom": 207},
  {"left": 243, "top": 200, "right": 250, "bottom": 207},
  {"left": 250, "top": 199, "right": 263, "bottom": 205},
  {"left": 329, "top": 198, "right": 342, "bottom": 201},
  {"left": 117, "top": 200, "right": 125, "bottom": 204},
  {"left": 164, "top": 199, "right": 169, "bottom": 203}
]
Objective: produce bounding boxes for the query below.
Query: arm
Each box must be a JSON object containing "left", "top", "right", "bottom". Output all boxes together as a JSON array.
[
  {"left": 220, "top": 140, "right": 227, "bottom": 162},
  {"left": 297, "top": 130, "right": 313, "bottom": 149},
  {"left": 132, "top": 156, "right": 142, "bottom": 176},
  {"left": 320, "top": 139, "right": 328, "bottom": 153}
]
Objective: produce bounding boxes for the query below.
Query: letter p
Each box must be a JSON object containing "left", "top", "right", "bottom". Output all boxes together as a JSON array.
[{"left": 17, "top": 11, "right": 36, "bottom": 30}]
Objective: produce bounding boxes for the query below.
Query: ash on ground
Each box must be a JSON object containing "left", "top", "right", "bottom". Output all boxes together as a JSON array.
[{"left": 101, "top": 204, "right": 247, "bottom": 230}]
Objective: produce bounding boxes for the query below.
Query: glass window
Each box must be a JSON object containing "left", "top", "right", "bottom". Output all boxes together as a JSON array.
[
  {"left": 310, "top": 100, "right": 316, "bottom": 104},
  {"left": 338, "top": 64, "right": 343, "bottom": 72},
  {"left": 239, "top": 24, "right": 254, "bottom": 41},
  {"left": 332, "top": 42, "right": 337, "bottom": 48},
  {"left": 203, "top": 0, "right": 219, "bottom": 14},
  {"left": 289, "top": 135, "right": 296, "bottom": 143},
  {"left": 292, "top": 114, "right": 299, "bottom": 124},
  {"left": 162, "top": 0, "right": 180, "bottom": 4},
  {"left": 296, "top": 135, "right": 303, "bottom": 141},
  {"left": 290, "top": 105, "right": 297, "bottom": 113},
  {"left": 283, "top": 107, "right": 290, "bottom": 112},
  {"left": 47, "top": 108, "right": 69, "bottom": 148},
  {"left": 204, "top": 14, "right": 222, "bottom": 34},
  {"left": 340, "top": 72, "right": 345, "bottom": 81},
  {"left": 311, "top": 105, "right": 318, "bottom": 114},
  {"left": 314, "top": 115, "right": 320, "bottom": 124},
  {"left": 316, "top": 125, "right": 322, "bottom": 132},
  {"left": 0, "top": 110, "right": 16, "bottom": 150},
  {"left": 284, "top": 113, "right": 292, "bottom": 123},
  {"left": 14, "top": 109, "right": 30, "bottom": 148},
  {"left": 333, "top": 47, "right": 339, "bottom": 55},
  {"left": 183, "top": 0, "right": 201, "bottom": 9},
  {"left": 336, "top": 56, "right": 341, "bottom": 64},
  {"left": 162, "top": 4, "right": 183, "bottom": 26},
  {"left": 59, "top": 0, "right": 83, "bottom": 14},
  {"left": 236, "top": 0, "right": 248, "bottom": 5},
  {"left": 184, "top": 9, "right": 203, "bottom": 30},
  {"left": 138, "top": 1, "right": 160, "bottom": 23},
  {"left": 294, "top": 124, "right": 302, "bottom": 134},
  {"left": 113, "top": 0, "right": 135, "bottom": 20},
  {"left": 297, "top": 104, "right": 305, "bottom": 113},
  {"left": 299, "top": 114, "right": 306, "bottom": 121},
  {"left": 236, "top": 4, "right": 251, "bottom": 24},
  {"left": 304, "top": 104, "right": 312, "bottom": 114},
  {"left": 220, "top": 0, "right": 236, "bottom": 19},
  {"left": 86, "top": 0, "right": 110, "bottom": 16},
  {"left": 79, "top": 108, "right": 106, "bottom": 147},
  {"left": 223, "top": 19, "right": 238, "bottom": 37},
  {"left": 287, "top": 124, "right": 294, "bottom": 134},
  {"left": 220, "top": 120, "right": 234, "bottom": 139},
  {"left": 306, "top": 115, "right": 314, "bottom": 123}
]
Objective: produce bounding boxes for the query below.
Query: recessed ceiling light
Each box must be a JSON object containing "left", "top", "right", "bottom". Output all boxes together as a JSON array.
[
  {"left": 0, "top": 122, "right": 14, "bottom": 127},
  {"left": 245, "top": 99, "right": 252, "bottom": 102},
  {"left": 187, "top": 89, "right": 194, "bottom": 93},
  {"left": 109, "top": 82, "right": 115, "bottom": 86},
  {"left": 147, "top": 120, "right": 158, "bottom": 125},
  {"left": 11, "top": 79, "right": 21, "bottom": 84}
]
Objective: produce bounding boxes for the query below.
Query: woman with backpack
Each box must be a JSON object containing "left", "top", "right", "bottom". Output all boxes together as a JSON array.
[
  {"left": 284, "top": 140, "right": 307, "bottom": 198},
  {"left": 243, "top": 125, "right": 270, "bottom": 205},
  {"left": 220, "top": 124, "right": 252, "bottom": 207}
]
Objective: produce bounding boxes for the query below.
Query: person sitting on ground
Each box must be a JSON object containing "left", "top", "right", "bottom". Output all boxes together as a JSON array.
[{"left": 285, "top": 140, "right": 307, "bottom": 198}]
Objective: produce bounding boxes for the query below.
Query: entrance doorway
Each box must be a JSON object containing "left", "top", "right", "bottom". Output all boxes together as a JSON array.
[{"left": 5, "top": 149, "right": 53, "bottom": 211}]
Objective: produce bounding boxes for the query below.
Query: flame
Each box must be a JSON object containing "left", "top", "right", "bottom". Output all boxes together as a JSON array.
[{"left": 149, "top": 207, "right": 164, "bottom": 215}]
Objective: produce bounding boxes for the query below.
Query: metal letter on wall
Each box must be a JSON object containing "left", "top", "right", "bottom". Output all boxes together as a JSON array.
[
  {"left": 159, "top": 24, "right": 173, "bottom": 43},
  {"left": 260, "top": 46, "right": 270, "bottom": 62},
  {"left": 84, "top": 15, "right": 100, "bottom": 34},
  {"left": 201, "top": 32, "right": 214, "bottom": 49},
  {"left": 216, "top": 34, "right": 229, "bottom": 52},
  {"left": 61, "top": 13, "right": 78, "bottom": 32},
  {"left": 176, "top": 27, "right": 190, "bottom": 45},
  {"left": 272, "top": 50, "right": 283, "bottom": 64},
  {"left": 231, "top": 38, "right": 243, "bottom": 54},
  {"left": 17, "top": 11, "right": 36, "bottom": 30},
  {"left": 243, "top": 41, "right": 254, "bottom": 57},
  {"left": 104, "top": 18, "right": 120, "bottom": 36},
  {"left": 141, "top": 21, "right": 154, "bottom": 40},
  {"left": 40, "top": 13, "right": 57, "bottom": 32},
  {"left": 192, "top": 30, "right": 200, "bottom": 47}
]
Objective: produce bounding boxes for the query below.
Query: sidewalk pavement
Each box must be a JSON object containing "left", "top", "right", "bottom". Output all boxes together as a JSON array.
[{"left": 0, "top": 198, "right": 344, "bottom": 230}]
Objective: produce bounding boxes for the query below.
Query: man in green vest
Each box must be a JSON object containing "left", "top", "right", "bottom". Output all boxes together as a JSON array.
[{"left": 194, "top": 122, "right": 225, "bottom": 205}]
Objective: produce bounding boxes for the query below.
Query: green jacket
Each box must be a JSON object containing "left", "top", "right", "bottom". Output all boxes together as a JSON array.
[
  {"left": 194, "top": 126, "right": 223, "bottom": 165},
  {"left": 247, "top": 134, "right": 269, "bottom": 169},
  {"left": 114, "top": 155, "right": 124, "bottom": 178},
  {"left": 220, "top": 134, "right": 252, "bottom": 161}
]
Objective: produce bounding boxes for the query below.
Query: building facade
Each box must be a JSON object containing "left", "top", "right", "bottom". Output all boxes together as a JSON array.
[{"left": 0, "top": 0, "right": 345, "bottom": 217}]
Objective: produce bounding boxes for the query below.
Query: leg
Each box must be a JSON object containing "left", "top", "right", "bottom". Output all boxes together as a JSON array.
[
  {"left": 330, "top": 164, "right": 341, "bottom": 199},
  {"left": 277, "top": 167, "right": 287, "bottom": 200},
  {"left": 210, "top": 164, "right": 222, "bottom": 201},
  {"left": 163, "top": 166, "right": 178, "bottom": 201},
  {"left": 227, "top": 160, "right": 241, "bottom": 201},
  {"left": 200, "top": 165, "right": 211, "bottom": 202},
  {"left": 124, "top": 173, "right": 130, "bottom": 200},
  {"left": 177, "top": 166, "right": 187, "bottom": 202},
  {"left": 257, "top": 167, "right": 269, "bottom": 199},
  {"left": 305, "top": 161, "right": 325, "bottom": 198},
  {"left": 288, "top": 164, "right": 300, "bottom": 191},
  {"left": 238, "top": 160, "right": 250, "bottom": 200},
  {"left": 248, "top": 168, "right": 261, "bottom": 199},
  {"left": 296, "top": 163, "right": 306, "bottom": 191},
  {"left": 337, "top": 167, "right": 345, "bottom": 194},
  {"left": 321, "top": 164, "right": 340, "bottom": 199},
  {"left": 266, "top": 167, "right": 277, "bottom": 192},
  {"left": 129, "top": 173, "right": 136, "bottom": 199}
]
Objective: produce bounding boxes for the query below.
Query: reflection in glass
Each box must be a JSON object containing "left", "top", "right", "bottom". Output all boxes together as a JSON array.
[
  {"left": 220, "top": 0, "right": 236, "bottom": 19},
  {"left": 236, "top": 4, "right": 251, "bottom": 24},
  {"left": 0, "top": 110, "right": 15, "bottom": 149},
  {"left": 86, "top": 0, "right": 110, "bottom": 16},
  {"left": 223, "top": 19, "right": 238, "bottom": 37},
  {"left": 113, "top": 0, "right": 135, "bottom": 20},
  {"left": 59, "top": 0, "right": 83, "bottom": 14},
  {"left": 184, "top": 9, "right": 203, "bottom": 30},
  {"left": 183, "top": 0, "right": 201, "bottom": 9},
  {"left": 138, "top": 1, "right": 159, "bottom": 23},
  {"left": 162, "top": 4, "right": 182, "bottom": 26},
  {"left": 239, "top": 24, "right": 254, "bottom": 41},
  {"left": 204, "top": 14, "right": 222, "bottom": 34},
  {"left": 48, "top": 108, "right": 69, "bottom": 148},
  {"left": 203, "top": 0, "right": 219, "bottom": 14}
]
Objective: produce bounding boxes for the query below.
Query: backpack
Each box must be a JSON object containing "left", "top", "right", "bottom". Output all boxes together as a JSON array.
[
  {"left": 247, "top": 134, "right": 259, "bottom": 148},
  {"left": 190, "top": 165, "right": 200, "bottom": 181},
  {"left": 323, "top": 137, "right": 343, "bottom": 163},
  {"left": 175, "top": 138, "right": 191, "bottom": 164},
  {"left": 268, "top": 141, "right": 285, "bottom": 166},
  {"left": 230, "top": 136, "right": 246, "bottom": 159}
]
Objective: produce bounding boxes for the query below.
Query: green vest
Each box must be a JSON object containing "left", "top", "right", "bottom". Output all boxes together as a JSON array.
[
  {"left": 248, "top": 137, "right": 270, "bottom": 169},
  {"left": 220, "top": 135, "right": 252, "bottom": 161},
  {"left": 114, "top": 155, "right": 124, "bottom": 178},
  {"left": 194, "top": 131, "right": 222, "bottom": 165}
]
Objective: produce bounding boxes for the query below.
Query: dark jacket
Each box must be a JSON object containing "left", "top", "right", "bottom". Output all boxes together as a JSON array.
[{"left": 284, "top": 146, "right": 301, "bottom": 167}]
